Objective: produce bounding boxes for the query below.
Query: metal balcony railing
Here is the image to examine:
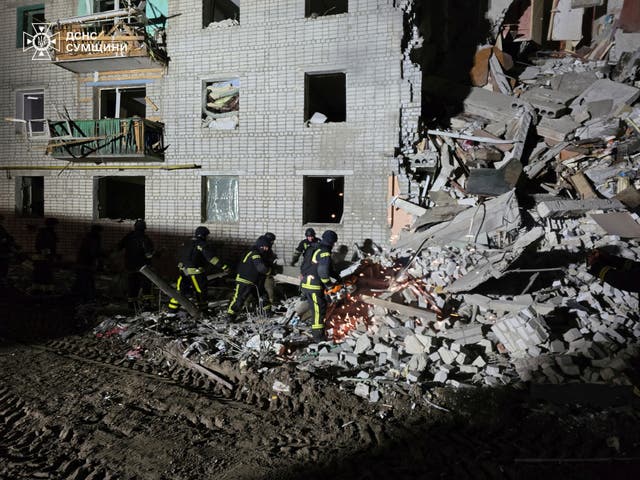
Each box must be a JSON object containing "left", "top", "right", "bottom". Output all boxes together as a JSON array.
[{"left": 47, "top": 117, "right": 165, "bottom": 161}]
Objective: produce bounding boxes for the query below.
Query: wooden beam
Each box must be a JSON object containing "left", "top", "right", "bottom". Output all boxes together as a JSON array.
[
  {"left": 161, "top": 348, "right": 234, "bottom": 391},
  {"left": 359, "top": 294, "right": 437, "bottom": 321}
]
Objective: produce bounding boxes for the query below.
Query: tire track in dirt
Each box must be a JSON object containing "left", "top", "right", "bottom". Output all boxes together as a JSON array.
[
  {"left": 2, "top": 334, "right": 389, "bottom": 479},
  {"left": 0, "top": 384, "right": 113, "bottom": 479}
]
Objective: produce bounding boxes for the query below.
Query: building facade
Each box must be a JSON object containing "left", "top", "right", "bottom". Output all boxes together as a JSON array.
[{"left": 0, "top": 0, "right": 420, "bottom": 271}]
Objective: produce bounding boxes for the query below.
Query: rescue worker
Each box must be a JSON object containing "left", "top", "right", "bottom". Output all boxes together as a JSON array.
[
  {"left": 587, "top": 248, "right": 640, "bottom": 293},
  {"left": 290, "top": 228, "right": 319, "bottom": 266},
  {"left": 0, "top": 214, "right": 20, "bottom": 287},
  {"left": 32, "top": 217, "right": 59, "bottom": 293},
  {"left": 73, "top": 225, "right": 104, "bottom": 301},
  {"left": 260, "top": 232, "right": 279, "bottom": 309},
  {"left": 227, "top": 236, "right": 271, "bottom": 319},
  {"left": 300, "top": 230, "right": 340, "bottom": 342},
  {"left": 168, "top": 226, "right": 229, "bottom": 311},
  {"left": 117, "top": 219, "right": 154, "bottom": 310}
]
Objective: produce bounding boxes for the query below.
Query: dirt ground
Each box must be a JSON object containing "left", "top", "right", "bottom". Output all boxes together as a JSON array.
[{"left": 2, "top": 297, "right": 640, "bottom": 480}]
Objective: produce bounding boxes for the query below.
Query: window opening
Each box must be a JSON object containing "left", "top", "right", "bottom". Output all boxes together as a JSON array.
[
  {"left": 304, "top": 72, "right": 346, "bottom": 123},
  {"left": 306, "top": 0, "right": 347, "bottom": 18},
  {"left": 203, "top": 0, "right": 240, "bottom": 27},
  {"left": 16, "top": 90, "right": 45, "bottom": 134},
  {"left": 202, "top": 79, "right": 239, "bottom": 129},
  {"left": 99, "top": 87, "right": 146, "bottom": 119},
  {"left": 16, "top": 176, "right": 44, "bottom": 217},
  {"left": 303, "top": 176, "right": 344, "bottom": 224},
  {"left": 17, "top": 4, "right": 45, "bottom": 48},
  {"left": 96, "top": 176, "right": 145, "bottom": 220}
]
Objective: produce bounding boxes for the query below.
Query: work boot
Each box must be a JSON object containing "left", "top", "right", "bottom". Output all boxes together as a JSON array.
[{"left": 311, "top": 328, "right": 325, "bottom": 342}]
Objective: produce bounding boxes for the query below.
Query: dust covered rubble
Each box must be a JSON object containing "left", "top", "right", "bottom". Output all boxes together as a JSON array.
[{"left": 93, "top": 7, "right": 640, "bottom": 406}]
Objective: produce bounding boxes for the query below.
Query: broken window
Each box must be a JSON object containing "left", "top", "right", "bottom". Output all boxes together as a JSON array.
[
  {"left": 94, "top": 0, "right": 117, "bottom": 12},
  {"left": 16, "top": 89, "right": 45, "bottom": 134},
  {"left": 303, "top": 176, "right": 344, "bottom": 224},
  {"left": 304, "top": 72, "right": 346, "bottom": 123},
  {"left": 203, "top": 0, "right": 240, "bottom": 27},
  {"left": 96, "top": 176, "right": 145, "bottom": 220},
  {"left": 16, "top": 4, "right": 45, "bottom": 48},
  {"left": 202, "top": 176, "right": 239, "bottom": 222},
  {"left": 202, "top": 79, "right": 239, "bottom": 129},
  {"left": 99, "top": 87, "right": 146, "bottom": 119},
  {"left": 305, "top": 0, "right": 347, "bottom": 18},
  {"left": 16, "top": 176, "right": 44, "bottom": 217}
]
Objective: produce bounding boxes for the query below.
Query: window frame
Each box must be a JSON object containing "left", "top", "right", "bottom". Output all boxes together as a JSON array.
[
  {"left": 201, "top": 175, "right": 239, "bottom": 223},
  {"left": 94, "top": 175, "right": 146, "bottom": 221},
  {"left": 16, "top": 4, "right": 45, "bottom": 49},
  {"left": 15, "top": 176, "right": 45, "bottom": 218},
  {"left": 304, "top": 71, "right": 347, "bottom": 124},
  {"left": 202, "top": 78, "right": 240, "bottom": 130},
  {"left": 16, "top": 89, "right": 45, "bottom": 135},
  {"left": 303, "top": 175, "right": 345, "bottom": 224},
  {"left": 305, "top": 0, "right": 348, "bottom": 18},
  {"left": 203, "top": 0, "right": 240, "bottom": 28}
]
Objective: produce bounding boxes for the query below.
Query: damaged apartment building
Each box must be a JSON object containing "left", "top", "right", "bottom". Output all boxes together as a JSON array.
[{"left": 0, "top": 0, "right": 423, "bottom": 267}]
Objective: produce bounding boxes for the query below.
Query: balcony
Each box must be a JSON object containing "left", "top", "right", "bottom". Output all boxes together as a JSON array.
[
  {"left": 47, "top": 117, "right": 166, "bottom": 162},
  {"left": 51, "top": 9, "right": 167, "bottom": 73}
]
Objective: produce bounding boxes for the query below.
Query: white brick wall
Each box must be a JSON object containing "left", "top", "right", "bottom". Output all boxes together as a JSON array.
[{"left": 0, "top": 0, "right": 419, "bottom": 267}]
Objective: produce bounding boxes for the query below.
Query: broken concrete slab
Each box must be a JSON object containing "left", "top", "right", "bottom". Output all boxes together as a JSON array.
[
  {"left": 570, "top": 79, "right": 640, "bottom": 117},
  {"left": 589, "top": 212, "right": 640, "bottom": 238},
  {"left": 536, "top": 116, "right": 579, "bottom": 141},
  {"left": 463, "top": 87, "right": 520, "bottom": 123},
  {"left": 397, "top": 189, "right": 521, "bottom": 250},
  {"left": 536, "top": 198, "right": 625, "bottom": 218}
]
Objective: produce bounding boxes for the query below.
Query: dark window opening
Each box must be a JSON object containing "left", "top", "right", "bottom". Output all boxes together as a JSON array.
[
  {"left": 96, "top": 176, "right": 145, "bottom": 220},
  {"left": 306, "top": 0, "right": 347, "bottom": 17},
  {"left": 17, "top": 176, "right": 44, "bottom": 217},
  {"left": 303, "top": 176, "right": 344, "bottom": 224},
  {"left": 304, "top": 72, "right": 346, "bottom": 123},
  {"left": 203, "top": 0, "right": 240, "bottom": 27},
  {"left": 99, "top": 87, "right": 146, "bottom": 119},
  {"left": 17, "top": 4, "right": 45, "bottom": 48},
  {"left": 94, "top": 0, "right": 116, "bottom": 12}
]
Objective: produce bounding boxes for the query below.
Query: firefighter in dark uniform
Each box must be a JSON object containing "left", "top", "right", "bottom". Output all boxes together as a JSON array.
[
  {"left": 32, "top": 217, "right": 59, "bottom": 293},
  {"left": 300, "top": 230, "right": 339, "bottom": 342},
  {"left": 290, "top": 227, "right": 319, "bottom": 266},
  {"left": 261, "top": 232, "right": 279, "bottom": 309},
  {"left": 73, "top": 224, "right": 104, "bottom": 301},
  {"left": 227, "top": 236, "right": 271, "bottom": 319},
  {"left": 168, "top": 226, "right": 229, "bottom": 311},
  {"left": 587, "top": 248, "right": 640, "bottom": 293},
  {"left": 117, "top": 219, "right": 154, "bottom": 310}
]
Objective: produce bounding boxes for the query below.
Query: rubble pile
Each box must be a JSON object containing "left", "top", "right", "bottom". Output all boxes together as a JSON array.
[{"left": 87, "top": 2, "right": 640, "bottom": 406}]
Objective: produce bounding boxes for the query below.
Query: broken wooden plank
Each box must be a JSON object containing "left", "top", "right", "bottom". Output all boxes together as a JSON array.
[
  {"left": 359, "top": 295, "right": 437, "bottom": 321},
  {"left": 162, "top": 348, "right": 234, "bottom": 390},
  {"left": 569, "top": 172, "right": 597, "bottom": 199},
  {"left": 615, "top": 186, "right": 640, "bottom": 209}
]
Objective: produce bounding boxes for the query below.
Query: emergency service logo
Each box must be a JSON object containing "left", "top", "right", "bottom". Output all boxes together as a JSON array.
[{"left": 23, "top": 23, "right": 59, "bottom": 60}]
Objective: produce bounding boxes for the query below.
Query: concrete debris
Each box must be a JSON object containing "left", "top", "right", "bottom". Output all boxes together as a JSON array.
[{"left": 84, "top": 1, "right": 640, "bottom": 410}]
